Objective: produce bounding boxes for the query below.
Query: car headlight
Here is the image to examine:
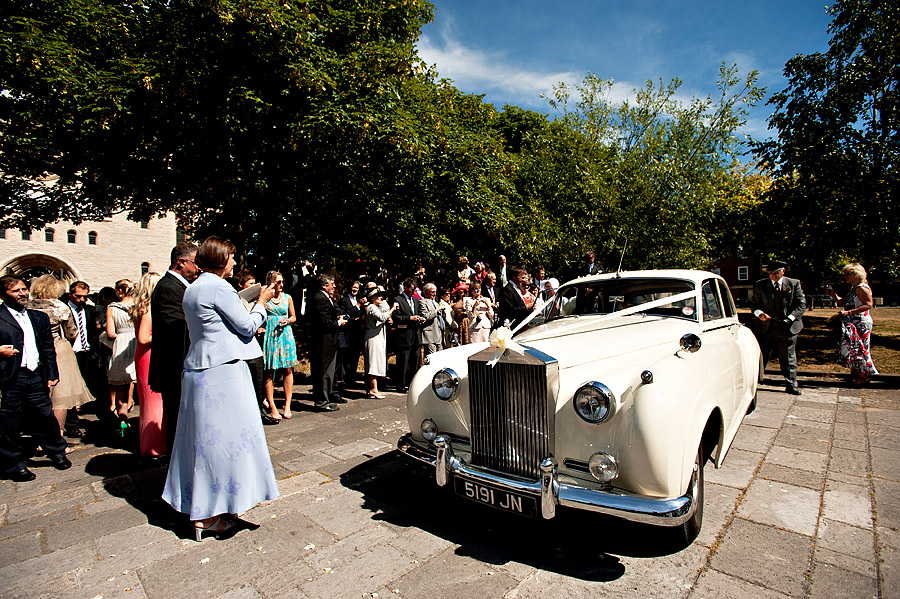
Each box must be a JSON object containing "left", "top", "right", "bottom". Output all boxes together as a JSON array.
[
  {"left": 588, "top": 452, "right": 618, "bottom": 482},
  {"left": 573, "top": 382, "right": 615, "bottom": 423},
  {"left": 432, "top": 368, "right": 460, "bottom": 401}
]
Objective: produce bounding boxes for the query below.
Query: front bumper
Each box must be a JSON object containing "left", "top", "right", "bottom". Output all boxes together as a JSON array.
[{"left": 397, "top": 433, "right": 697, "bottom": 527}]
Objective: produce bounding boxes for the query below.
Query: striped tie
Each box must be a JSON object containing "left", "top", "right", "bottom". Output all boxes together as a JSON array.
[{"left": 76, "top": 308, "right": 89, "bottom": 350}]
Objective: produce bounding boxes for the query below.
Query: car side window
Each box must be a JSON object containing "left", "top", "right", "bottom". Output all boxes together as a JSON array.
[
  {"left": 716, "top": 280, "right": 736, "bottom": 318},
  {"left": 701, "top": 280, "right": 723, "bottom": 321}
]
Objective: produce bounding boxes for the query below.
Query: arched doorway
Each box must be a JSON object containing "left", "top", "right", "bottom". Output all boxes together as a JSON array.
[{"left": 0, "top": 253, "right": 82, "bottom": 286}]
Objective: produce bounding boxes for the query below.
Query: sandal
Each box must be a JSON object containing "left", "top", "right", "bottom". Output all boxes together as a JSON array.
[{"left": 193, "top": 516, "right": 236, "bottom": 541}]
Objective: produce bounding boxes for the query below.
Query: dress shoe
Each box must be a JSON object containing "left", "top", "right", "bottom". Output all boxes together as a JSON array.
[
  {"left": 332, "top": 396, "right": 348, "bottom": 404},
  {"left": 313, "top": 403, "right": 339, "bottom": 412},
  {"left": 3, "top": 468, "right": 36, "bottom": 482},
  {"left": 260, "top": 413, "right": 280, "bottom": 426},
  {"left": 397, "top": 386, "right": 408, "bottom": 394},
  {"left": 64, "top": 426, "right": 83, "bottom": 439},
  {"left": 785, "top": 386, "right": 802, "bottom": 396},
  {"left": 48, "top": 455, "right": 72, "bottom": 470}
]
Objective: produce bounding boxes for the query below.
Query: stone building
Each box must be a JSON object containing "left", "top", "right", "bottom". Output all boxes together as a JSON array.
[{"left": 0, "top": 212, "right": 177, "bottom": 290}]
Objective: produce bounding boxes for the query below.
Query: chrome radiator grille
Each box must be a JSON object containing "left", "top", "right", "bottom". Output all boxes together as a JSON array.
[{"left": 468, "top": 349, "right": 551, "bottom": 480}]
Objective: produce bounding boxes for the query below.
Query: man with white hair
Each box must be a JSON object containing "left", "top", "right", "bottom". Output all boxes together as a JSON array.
[{"left": 418, "top": 283, "right": 444, "bottom": 358}]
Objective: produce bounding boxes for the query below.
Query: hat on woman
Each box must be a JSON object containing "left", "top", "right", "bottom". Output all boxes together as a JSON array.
[
  {"left": 452, "top": 282, "right": 469, "bottom": 295},
  {"left": 365, "top": 285, "right": 385, "bottom": 301}
]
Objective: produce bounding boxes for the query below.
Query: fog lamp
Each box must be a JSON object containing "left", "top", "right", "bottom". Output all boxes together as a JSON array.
[
  {"left": 588, "top": 452, "right": 618, "bottom": 483},
  {"left": 432, "top": 368, "right": 460, "bottom": 401},
  {"left": 421, "top": 418, "right": 438, "bottom": 442}
]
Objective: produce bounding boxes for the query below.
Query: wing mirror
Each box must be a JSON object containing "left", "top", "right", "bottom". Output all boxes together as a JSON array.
[{"left": 679, "top": 333, "right": 701, "bottom": 353}]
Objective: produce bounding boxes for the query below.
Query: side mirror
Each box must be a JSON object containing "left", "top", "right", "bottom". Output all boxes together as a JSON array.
[{"left": 679, "top": 333, "right": 701, "bottom": 353}]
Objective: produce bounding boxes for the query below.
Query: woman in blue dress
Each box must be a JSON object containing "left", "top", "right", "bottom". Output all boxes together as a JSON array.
[
  {"left": 262, "top": 271, "right": 298, "bottom": 419},
  {"left": 162, "top": 237, "right": 279, "bottom": 540}
]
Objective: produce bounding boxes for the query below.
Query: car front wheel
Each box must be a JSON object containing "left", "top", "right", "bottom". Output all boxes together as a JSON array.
[{"left": 668, "top": 443, "right": 704, "bottom": 548}]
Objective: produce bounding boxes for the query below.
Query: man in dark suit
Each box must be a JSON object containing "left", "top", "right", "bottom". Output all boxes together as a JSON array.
[
  {"left": 750, "top": 260, "right": 806, "bottom": 395},
  {"left": 337, "top": 280, "right": 364, "bottom": 388},
  {"left": 392, "top": 278, "right": 425, "bottom": 393},
  {"left": 307, "top": 274, "right": 345, "bottom": 411},
  {"left": 65, "top": 280, "right": 102, "bottom": 437},
  {"left": 0, "top": 275, "right": 70, "bottom": 481},
  {"left": 498, "top": 265, "right": 534, "bottom": 329},
  {"left": 149, "top": 242, "right": 199, "bottom": 456}
]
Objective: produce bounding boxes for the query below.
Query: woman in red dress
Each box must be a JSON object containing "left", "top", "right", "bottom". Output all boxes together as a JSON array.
[{"left": 131, "top": 272, "right": 166, "bottom": 456}]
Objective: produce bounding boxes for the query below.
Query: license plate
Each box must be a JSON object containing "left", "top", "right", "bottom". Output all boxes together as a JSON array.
[{"left": 453, "top": 476, "right": 538, "bottom": 518}]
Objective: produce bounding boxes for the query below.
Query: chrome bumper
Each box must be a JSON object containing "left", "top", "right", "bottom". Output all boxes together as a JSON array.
[{"left": 397, "top": 433, "right": 697, "bottom": 526}]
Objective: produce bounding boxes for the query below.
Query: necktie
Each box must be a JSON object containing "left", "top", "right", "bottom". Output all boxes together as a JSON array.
[
  {"left": 434, "top": 300, "right": 444, "bottom": 330},
  {"left": 76, "top": 308, "right": 89, "bottom": 350}
]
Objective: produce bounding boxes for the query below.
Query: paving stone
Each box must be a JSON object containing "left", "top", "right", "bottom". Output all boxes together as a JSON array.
[
  {"left": 250, "top": 557, "right": 317, "bottom": 597},
  {"left": 729, "top": 424, "right": 777, "bottom": 453},
  {"left": 774, "top": 425, "right": 832, "bottom": 454},
  {"left": 322, "top": 438, "right": 392, "bottom": 461},
  {"left": 879, "top": 525, "right": 900, "bottom": 550},
  {"left": 737, "top": 479, "right": 821, "bottom": 536},
  {"left": 880, "top": 542, "right": 900, "bottom": 599},
  {"left": 44, "top": 503, "right": 147, "bottom": 552},
  {"left": 872, "top": 478, "right": 900, "bottom": 530},
  {"left": 277, "top": 452, "right": 338, "bottom": 474},
  {"left": 808, "top": 561, "right": 877, "bottom": 599},
  {"left": 757, "top": 463, "right": 825, "bottom": 491},
  {"left": 297, "top": 487, "right": 379, "bottom": 539},
  {"left": 96, "top": 522, "right": 181, "bottom": 557},
  {"left": 217, "top": 585, "right": 264, "bottom": 599},
  {"left": 709, "top": 518, "right": 812, "bottom": 598},
  {"left": 867, "top": 424, "right": 900, "bottom": 451},
  {"left": 787, "top": 405, "right": 834, "bottom": 424},
  {"left": 0, "top": 506, "right": 80, "bottom": 541},
  {"left": 304, "top": 521, "right": 398, "bottom": 571},
  {"left": 705, "top": 448, "right": 761, "bottom": 489},
  {"left": 832, "top": 435, "right": 868, "bottom": 452},
  {"left": 815, "top": 546, "right": 877, "bottom": 578},
  {"left": 387, "top": 525, "right": 456, "bottom": 562},
  {"left": 797, "top": 391, "right": 838, "bottom": 405},
  {"left": 6, "top": 485, "right": 95, "bottom": 523},
  {"left": 829, "top": 447, "right": 869, "bottom": 476},
  {"left": 870, "top": 446, "right": 900, "bottom": 480},
  {"left": 817, "top": 518, "right": 876, "bottom": 564},
  {"left": 864, "top": 408, "right": 900, "bottom": 429},
  {"left": 835, "top": 407, "right": 867, "bottom": 425},
  {"left": 822, "top": 481, "right": 874, "bottom": 529},
  {"left": 692, "top": 568, "right": 794, "bottom": 599},
  {"left": 0, "top": 541, "right": 97, "bottom": 599},
  {"left": 765, "top": 445, "right": 828, "bottom": 474},
  {"left": 744, "top": 406, "right": 790, "bottom": 429},
  {"left": 385, "top": 547, "right": 518, "bottom": 599},
  {"left": 70, "top": 568, "right": 149, "bottom": 599},
  {"left": 833, "top": 423, "right": 868, "bottom": 442},
  {"left": 694, "top": 482, "right": 741, "bottom": 549},
  {"left": 299, "top": 544, "right": 413, "bottom": 599},
  {"left": 0, "top": 530, "right": 43, "bottom": 569}
]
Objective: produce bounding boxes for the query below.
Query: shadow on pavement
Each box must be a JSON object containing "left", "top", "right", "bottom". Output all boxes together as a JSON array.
[
  {"left": 341, "top": 450, "right": 692, "bottom": 582},
  {"left": 83, "top": 452, "right": 193, "bottom": 539}
]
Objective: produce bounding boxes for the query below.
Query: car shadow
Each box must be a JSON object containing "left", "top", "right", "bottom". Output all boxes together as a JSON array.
[{"left": 340, "top": 450, "right": 693, "bottom": 582}]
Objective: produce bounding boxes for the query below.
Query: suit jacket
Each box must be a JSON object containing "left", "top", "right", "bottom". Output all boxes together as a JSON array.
[
  {"left": 182, "top": 273, "right": 266, "bottom": 370},
  {"left": 149, "top": 272, "right": 189, "bottom": 391},
  {"left": 307, "top": 289, "right": 340, "bottom": 356},
  {"left": 498, "top": 282, "right": 529, "bottom": 329},
  {"left": 0, "top": 307, "right": 59, "bottom": 390},
  {"left": 392, "top": 293, "right": 423, "bottom": 348},
  {"left": 419, "top": 298, "right": 444, "bottom": 345},
  {"left": 481, "top": 283, "right": 497, "bottom": 303},
  {"left": 337, "top": 293, "right": 362, "bottom": 347},
  {"left": 750, "top": 276, "right": 805, "bottom": 337}
]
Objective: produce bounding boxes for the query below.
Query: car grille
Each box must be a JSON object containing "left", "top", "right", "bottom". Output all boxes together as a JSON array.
[{"left": 467, "top": 347, "right": 555, "bottom": 480}]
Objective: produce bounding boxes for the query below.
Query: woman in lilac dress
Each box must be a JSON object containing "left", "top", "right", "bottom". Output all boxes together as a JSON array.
[{"left": 162, "top": 237, "right": 278, "bottom": 540}]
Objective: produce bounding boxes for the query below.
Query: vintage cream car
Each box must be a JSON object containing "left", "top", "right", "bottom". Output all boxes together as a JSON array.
[{"left": 398, "top": 270, "right": 762, "bottom": 544}]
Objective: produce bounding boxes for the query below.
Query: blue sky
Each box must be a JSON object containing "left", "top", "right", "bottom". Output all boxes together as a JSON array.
[{"left": 416, "top": 1, "right": 833, "bottom": 139}]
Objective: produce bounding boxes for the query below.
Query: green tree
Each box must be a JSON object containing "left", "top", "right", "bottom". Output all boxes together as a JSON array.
[{"left": 752, "top": 0, "right": 900, "bottom": 281}]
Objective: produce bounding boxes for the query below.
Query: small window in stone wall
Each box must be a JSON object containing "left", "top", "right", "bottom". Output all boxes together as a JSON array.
[
  {"left": 45, "top": 228, "right": 55, "bottom": 242},
  {"left": 737, "top": 266, "right": 748, "bottom": 281},
  {"left": 141, "top": 262, "right": 150, "bottom": 275},
  {"left": 0, "top": 229, "right": 5, "bottom": 239},
  {"left": 22, "top": 230, "right": 31, "bottom": 241},
  {"left": 67, "top": 230, "right": 77, "bottom": 243},
  {"left": 88, "top": 231, "right": 98, "bottom": 245},
  {"left": 140, "top": 220, "right": 149, "bottom": 229}
]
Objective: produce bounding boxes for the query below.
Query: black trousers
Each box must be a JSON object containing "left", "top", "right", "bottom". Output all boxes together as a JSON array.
[
  {"left": 0, "top": 369, "right": 67, "bottom": 473},
  {"left": 244, "top": 356, "right": 266, "bottom": 412},
  {"left": 394, "top": 344, "right": 421, "bottom": 389},
  {"left": 311, "top": 336, "right": 339, "bottom": 406},
  {"left": 159, "top": 383, "right": 182, "bottom": 458}
]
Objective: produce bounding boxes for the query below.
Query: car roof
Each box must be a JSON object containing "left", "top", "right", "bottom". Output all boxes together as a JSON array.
[{"left": 563, "top": 269, "right": 721, "bottom": 286}]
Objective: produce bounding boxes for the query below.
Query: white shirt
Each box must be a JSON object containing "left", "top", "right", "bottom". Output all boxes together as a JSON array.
[
  {"left": 68, "top": 300, "right": 90, "bottom": 352},
  {"left": 167, "top": 269, "right": 191, "bottom": 288},
  {"left": 6, "top": 305, "right": 39, "bottom": 371}
]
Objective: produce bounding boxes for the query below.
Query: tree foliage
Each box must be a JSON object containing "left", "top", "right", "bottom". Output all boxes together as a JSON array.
[{"left": 752, "top": 0, "right": 900, "bottom": 282}]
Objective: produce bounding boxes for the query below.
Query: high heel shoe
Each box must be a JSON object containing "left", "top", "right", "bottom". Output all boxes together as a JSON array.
[{"left": 193, "top": 516, "right": 236, "bottom": 541}]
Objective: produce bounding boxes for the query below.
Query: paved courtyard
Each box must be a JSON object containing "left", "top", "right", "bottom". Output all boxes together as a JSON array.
[{"left": 0, "top": 373, "right": 897, "bottom": 599}]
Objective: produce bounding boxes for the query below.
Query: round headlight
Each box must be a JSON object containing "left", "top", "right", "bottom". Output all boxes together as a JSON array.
[
  {"left": 588, "top": 452, "right": 618, "bottom": 482},
  {"left": 573, "top": 382, "right": 615, "bottom": 423},
  {"left": 421, "top": 418, "right": 438, "bottom": 442},
  {"left": 432, "top": 368, "right": 460, "bottom": 401}
]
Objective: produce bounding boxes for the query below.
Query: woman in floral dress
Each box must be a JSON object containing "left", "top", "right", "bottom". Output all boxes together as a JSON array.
[
  {"left": 262, "top": 271, "right": 298, "bottom": 419},
  {"left": 828, "top": 263, "right": 878, "bottom": 384}
]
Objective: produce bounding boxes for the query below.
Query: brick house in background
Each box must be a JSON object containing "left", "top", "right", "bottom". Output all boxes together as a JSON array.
[{"left": 713, "top": 256, "right": 760, "bottom": 306}]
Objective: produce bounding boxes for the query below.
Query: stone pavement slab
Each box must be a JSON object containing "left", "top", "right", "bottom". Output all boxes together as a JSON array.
[{"left": 0, "top": 377, "right": 896, "bottom": 599}]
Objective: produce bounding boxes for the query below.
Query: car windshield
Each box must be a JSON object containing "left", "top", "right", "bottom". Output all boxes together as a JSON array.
[{"left": 546, "top": 278, "right": 697, "bottom": 322}]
